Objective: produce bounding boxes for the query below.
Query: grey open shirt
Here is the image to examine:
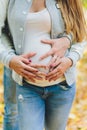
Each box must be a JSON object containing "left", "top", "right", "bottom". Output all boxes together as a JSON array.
[{"left": 0, "top": 0, "right": 87, "bottom": 86}]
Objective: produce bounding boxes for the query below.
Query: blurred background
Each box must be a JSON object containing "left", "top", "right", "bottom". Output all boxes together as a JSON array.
[{"left": 0, "top": 0, "right": 87, "bottom": 130}]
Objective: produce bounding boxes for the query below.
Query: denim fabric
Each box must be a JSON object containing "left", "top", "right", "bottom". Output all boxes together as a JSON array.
[
  {"left": 3, "top": 67, "right": 19, "bottom": 130},
  {"left": 16, "top": 81, "right": 76, "bottom": 130}
]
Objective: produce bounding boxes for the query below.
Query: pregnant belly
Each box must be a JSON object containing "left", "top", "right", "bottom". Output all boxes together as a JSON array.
[
  {"left": 23, "top": 36, "right": 65, "bottom": 86},
  {"left": 23, "top": 36, "right": 52, "bottom": 73}
]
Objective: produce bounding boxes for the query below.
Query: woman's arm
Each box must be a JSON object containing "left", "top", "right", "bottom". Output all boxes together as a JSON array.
[
  {"left": 39, "top": 34, "right": 87, "bottom": 81},
  {"left": 40, "top": 34, "right": 87, "bottom": 66},
  {"left": 0, "top": 0, "right": 16, "bottom": 67},
  {"left": 0, "top": 0, "right": 46, "bottom": 82},
  {"left": 46, "top": 40, "right": 87, "bottom": 82},
  {"left": 67, "top": 40, "right": 87, "bottom": 66}
]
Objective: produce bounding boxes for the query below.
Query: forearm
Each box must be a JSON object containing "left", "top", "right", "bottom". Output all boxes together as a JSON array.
[
  {"left": 58, "top": 32, "right": 73, "bottom": 48},
  {"left": 58, "top": 32, "right": 87, "bottom": 66},
  {"left": 67, "top": 40, "right": 87, "bottom": 66},
  {"left": 0, "top": 0, "right": 16, "bottom": 67},
  {"left": 0, "top": 32, "right": 16, "bottom": 68}
]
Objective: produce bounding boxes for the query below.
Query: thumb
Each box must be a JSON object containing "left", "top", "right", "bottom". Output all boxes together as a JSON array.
[
  {"left": 41, "top": 39, "right": 53, "bottom": 45},
  {"left": 22, "top": 52, "right": 36, "bottom": 59}
]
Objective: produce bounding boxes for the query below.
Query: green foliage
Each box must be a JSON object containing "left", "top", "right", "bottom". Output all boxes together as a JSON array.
[{"left": 82, "top": 0, "right": 87, "bottom": 8}]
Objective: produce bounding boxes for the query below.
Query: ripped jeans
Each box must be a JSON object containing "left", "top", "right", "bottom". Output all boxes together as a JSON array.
[
  {"left": 3, "top": 67, "right": 19, "bottom": 130},
  {"left": 16, "top": 80, "right": 76, "bottom": 130}
]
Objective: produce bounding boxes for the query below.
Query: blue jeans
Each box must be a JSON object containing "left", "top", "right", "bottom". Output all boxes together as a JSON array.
[
  {"left": 3, "top": 67, "right": 19, "bottom": 130},
  {"left": 16, "top": 80, "right": 76, "bottom": 130}
]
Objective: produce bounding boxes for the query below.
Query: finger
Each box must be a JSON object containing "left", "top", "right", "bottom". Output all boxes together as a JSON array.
[
  {"left": 23, "top": 64, "right": 46, "bottom": 77},
  {"left": 27, "top": 78, "right": 36, "bottom": 83},
  {"left": 22, "top": 52, "right": 36, "bottom": 59},
  {"left": 25, "top": 70, "right": 46, "bottom": 79},
  {"left": 46, "top": 69, "right": 61, "bottom": 79},
  {"left": 22, "top": 69, "right": 37, "bottom": 78},
  {"left": 36, "top": 71, "right": 46, "bottom": 77},
  {"left": 30, "top": 63, "right": 47, "bottom": 69},
  {"left": 22, "top": 71, "right": 44, "bottom": 81},
  {"left": 23, "top": 64, "right": 38, "bottom": 72},
  {"left": 51, "top": 56, "right": 60, "bottom": 65},
  {"left": 52, "top": 74, "right": 63, "bottom": 81},
  {"left": 47, "top": 58, "right": 54, "bottom": 68},
  {"left": 23, "top": 71, "right": 42, "bottom": 81},
  {"left": 19, "top": 71, "right": 35, "bottom": 82},
  {"left": 41, "top": 39, "right": 53, "bottom": 45},
  {"left": 49, "top": 57, "right": 61, "bottom": 71},
  {"left": 24, "top": 76, "right": 36, "bottom": 83},
  {"left": 49, "top": 73, "right": 63, "bottom": 82},
  {"left": 39, "top": 50, "right": 53, "bottom": 60},
  {"left": 48, "top": 55, "right": 57, "bottom": 65},
  {"left": 35, "top": 76, "right": 43, "bottom": 80},
  {"left": 48, "top": 55, "right": 59, "bottom": 67},
  {"left": 46, "top": 66, "right": 60, "bottom": 77},
  {"left": 22, "top": 58, "right": 30, "bottom": 64},
  {"left": 52, "top": 57, "right": 61, "bottom": 67},
  {"left": 46, "top": 71, "right": 61, "bottom": 81},
  {"left": 21, "top": 71, "right": 36, "bottom": 82}
]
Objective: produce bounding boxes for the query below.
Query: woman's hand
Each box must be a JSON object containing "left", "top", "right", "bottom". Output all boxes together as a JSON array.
[
  {"left": 46, "top": 57, "right": 73, "bottom": 82},
  {"left": 39, "top": 37, "right": 70, "bottom": 66},
  {"left": 9, "top": 53, "right": 46, "bottom": 82}
]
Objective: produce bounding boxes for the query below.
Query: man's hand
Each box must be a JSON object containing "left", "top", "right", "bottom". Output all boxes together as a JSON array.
[
  {"left": 46, "top": 57, "right": 72, "bottom": 82},
  {"left": 9, "top": 53, "right": 46, "bottom": 82},
  {"left": 39, "top": 37, "right": 70, "bottom": 67}
]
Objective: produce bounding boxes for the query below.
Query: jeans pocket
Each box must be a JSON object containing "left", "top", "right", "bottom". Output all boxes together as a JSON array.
[{"left": 58, "top": 80, "right": 72, "bottom": 91}]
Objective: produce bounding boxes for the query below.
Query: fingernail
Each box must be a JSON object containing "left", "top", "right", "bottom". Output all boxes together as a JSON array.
[
  {"left": 50, "top": 64, "right": 55, "bottom": 67},
  {"left": 29, "top": 60, "right": 32, "bottom": 62},
  {"left": 50, "top": 65, "right": 53, "bottom": 67}
]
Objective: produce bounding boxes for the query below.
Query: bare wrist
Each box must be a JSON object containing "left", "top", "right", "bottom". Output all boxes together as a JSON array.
[
  {"left": 67, "top": 57, "right": 73, "bottom": 67},
  {"left": 9, "top": 56, "right": 17, "bottom": 69},
  {"left": 62, "top": 37, "right": 71, "bottom": 48}
]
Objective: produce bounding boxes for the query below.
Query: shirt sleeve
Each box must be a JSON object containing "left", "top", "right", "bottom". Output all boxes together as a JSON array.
[
  {"left": 0, "top": 0, "right": 16, "bottom": 68},
  {"left": 67, "top": 40, "right": 87, "bottom": 66},
  {"left": 58, "top": 32, "right": 87, "bottom": 66}
]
